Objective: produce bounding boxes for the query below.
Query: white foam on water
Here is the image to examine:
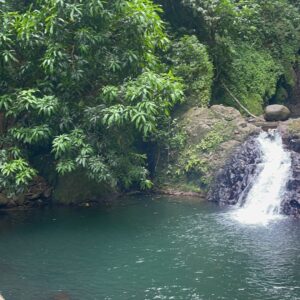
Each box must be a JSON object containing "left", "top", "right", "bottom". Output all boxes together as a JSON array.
[{"left": 231, "top": 130, "right": 291, "bottom": 225}]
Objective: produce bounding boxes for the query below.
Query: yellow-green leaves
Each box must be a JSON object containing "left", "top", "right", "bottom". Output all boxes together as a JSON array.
[
  {"left": 171, "top": 35, "right": 213, "bottom": 107},
  {"left": 0, "top": 152, "right": 37, "bottom": 195},
  {"left": 0, "top": 0, "right": 180, "bottom": 192},
  {"left": 101, "top": 70, "right": 183, "bottom": 137},
  {"left": 9, "top": 125, "right": 52, "bottom": 144},
  {"left": 0, "top": 90, "right": 59, "bottom": 118}
]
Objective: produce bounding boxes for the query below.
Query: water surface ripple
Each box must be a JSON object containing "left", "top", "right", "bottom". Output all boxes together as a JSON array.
[{"left": 0, "top": 196, "right": 299, "bottom": 300}]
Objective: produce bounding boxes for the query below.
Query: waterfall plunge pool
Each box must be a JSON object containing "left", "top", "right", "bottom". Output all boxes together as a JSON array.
[{"left": 0, "top": 196, "right": 300, "bottom": 300}]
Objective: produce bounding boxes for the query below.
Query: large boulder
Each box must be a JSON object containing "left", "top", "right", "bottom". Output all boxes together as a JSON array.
[
  {"left": 154, "top": 105, "right": 259, "bottom": 194},
  {"left": 264, "top": 105, "right": 290, "bottom": 121}
]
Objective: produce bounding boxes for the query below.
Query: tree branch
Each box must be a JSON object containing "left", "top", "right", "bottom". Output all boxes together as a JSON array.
[{"left": 222, "top": 82, "right": 263, "bottom": 120}]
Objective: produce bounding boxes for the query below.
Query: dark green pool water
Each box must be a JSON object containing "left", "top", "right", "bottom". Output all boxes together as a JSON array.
[{"left": 0, "top": 196, "right": 300, "bottom": 300}]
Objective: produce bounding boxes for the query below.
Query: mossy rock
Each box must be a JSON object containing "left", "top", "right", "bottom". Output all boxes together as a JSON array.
[
  {"left": 154, "top": 105, "right": 259, "bottom": 193},
  {"left": 53, "top": 170, "right": 118, "bottom": 205},
  {"left": 278, "top": 118, "right": 300, "bottom": 140},
  {"left": 288, "top": 119, "right": 300, "bottom": 134},
  {"left": 0, "top": 193, "right": 9, "bottom": 207}
]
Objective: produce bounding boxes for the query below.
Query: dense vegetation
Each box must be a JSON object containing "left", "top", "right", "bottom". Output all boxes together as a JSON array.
[{"left": 0, "top": 0, "right": 300, "bottom": 196}]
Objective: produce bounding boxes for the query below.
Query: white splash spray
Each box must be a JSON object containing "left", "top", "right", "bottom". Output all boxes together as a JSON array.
[{"left": 231, "top": 130, "right": 291, "bottom": 225}]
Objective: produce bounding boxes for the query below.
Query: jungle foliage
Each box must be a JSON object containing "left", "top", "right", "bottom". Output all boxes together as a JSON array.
[
  {"left": 0, "top": 0, "right": 184, "bottom": 194},
  {"left": 161, "top": 0, "right": 300, "bottom": 114},
  {"left": 0, "top": 0, "right": 300, "bottom": 194}
]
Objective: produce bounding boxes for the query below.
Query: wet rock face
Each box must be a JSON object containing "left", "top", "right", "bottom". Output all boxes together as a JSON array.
[
  {"left": 208, "top": 135, "right": 262, "bottom": 205},
  {"left": 282, "top": 141, "right": 300, "bottom": 216},
  {"left": 277, "top": 119, "right": 300, "bottom": 215},
  {"left": 209, "top": 125, "right": 300, "bottom": 217},
  {"left": 0, "top": 176, "right": 52, "bottom": 209}
]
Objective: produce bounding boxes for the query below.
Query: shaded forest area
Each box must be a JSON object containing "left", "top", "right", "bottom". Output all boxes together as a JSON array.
[{"left": 0, "top": 0, "right": 300, "bottom": 198}]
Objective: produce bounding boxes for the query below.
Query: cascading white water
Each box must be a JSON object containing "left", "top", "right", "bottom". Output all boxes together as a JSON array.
[{"left": 231, "top": 130, "right": 291, "bottom": 225}]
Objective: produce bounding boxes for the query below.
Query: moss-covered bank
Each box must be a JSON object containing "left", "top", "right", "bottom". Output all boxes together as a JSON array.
[{"left": 154, "top": 105, "right": 259, "bottom": 194}]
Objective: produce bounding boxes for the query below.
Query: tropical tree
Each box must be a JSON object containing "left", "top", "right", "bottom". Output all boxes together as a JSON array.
[{"left": 0, "top": 0, "right": 183, "bottom": 194}]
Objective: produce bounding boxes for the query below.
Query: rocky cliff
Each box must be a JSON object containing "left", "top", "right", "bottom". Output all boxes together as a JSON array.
[{"left": 154, "top": 105, "right": 259, "bottom": 195}]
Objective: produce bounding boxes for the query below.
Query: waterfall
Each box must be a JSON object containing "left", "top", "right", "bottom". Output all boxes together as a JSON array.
[{"left": 231, "top": 130, "right": 292, "bottom": 225}]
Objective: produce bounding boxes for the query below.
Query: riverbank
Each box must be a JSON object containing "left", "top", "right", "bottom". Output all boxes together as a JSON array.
[{"left": 2, "top": 106, "right": 300, "bottom": 211}]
